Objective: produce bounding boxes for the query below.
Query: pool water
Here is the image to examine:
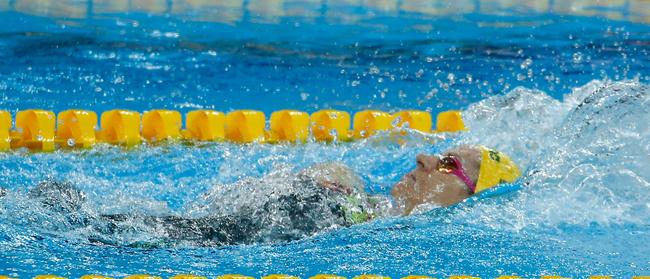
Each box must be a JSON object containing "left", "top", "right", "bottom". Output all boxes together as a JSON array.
[{"left": 1, "top": 1, "right": 649, "bottom": 278}]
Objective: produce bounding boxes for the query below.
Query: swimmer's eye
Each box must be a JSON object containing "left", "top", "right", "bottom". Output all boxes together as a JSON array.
[{"left": 437, "top": 155, "right": 459, "bottom": 173}]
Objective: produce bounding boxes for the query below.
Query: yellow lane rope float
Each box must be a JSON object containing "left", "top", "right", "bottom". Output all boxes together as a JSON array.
[
  {"left": 0, "top": 109, "right": 467, "bottom": 151},
  {"left": 1, "top": 274, "right": 645, "bottom": 279}
]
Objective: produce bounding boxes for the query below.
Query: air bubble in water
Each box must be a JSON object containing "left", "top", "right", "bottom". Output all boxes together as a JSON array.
[
  {"left": 447, "top": 73, "right": 456, "bottom": 84},
  {"left": 573, "top": 52, "right": 583, "bottom": 63}
]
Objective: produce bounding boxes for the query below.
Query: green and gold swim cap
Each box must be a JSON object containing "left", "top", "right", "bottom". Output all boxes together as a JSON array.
[{"left": 475, "top": 146, "right": 522, "bottom": 193}]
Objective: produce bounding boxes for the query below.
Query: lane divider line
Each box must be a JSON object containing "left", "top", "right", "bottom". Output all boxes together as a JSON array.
[{"left": 0, "top": 109, "right": 466, "bottom": 151}]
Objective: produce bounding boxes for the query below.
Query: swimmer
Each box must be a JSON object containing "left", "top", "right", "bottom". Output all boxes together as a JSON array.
[{"left": 1, "top": 145, "right": 520, "bottom": 247}]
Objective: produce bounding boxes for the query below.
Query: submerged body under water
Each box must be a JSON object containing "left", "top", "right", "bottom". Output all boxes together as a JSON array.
[
  {"left": 8, "top": 163, "right": 389, "bottom": 248},
  {"left": 0, "top": 6, "right": 649, "bottom": 279}
]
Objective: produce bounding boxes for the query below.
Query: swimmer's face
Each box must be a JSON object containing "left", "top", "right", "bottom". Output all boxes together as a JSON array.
[{"left": 391, "top": 146, "right": 482, "bottom": 215}]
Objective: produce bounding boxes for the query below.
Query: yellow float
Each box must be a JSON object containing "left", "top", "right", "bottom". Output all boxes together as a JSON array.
[{"left": 0, "top": 109, "right": 468, "bottom": 151}]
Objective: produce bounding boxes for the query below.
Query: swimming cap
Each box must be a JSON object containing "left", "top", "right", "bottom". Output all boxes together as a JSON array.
[{"left": 475, "top": 146, "right": 521, "bottom": 193}]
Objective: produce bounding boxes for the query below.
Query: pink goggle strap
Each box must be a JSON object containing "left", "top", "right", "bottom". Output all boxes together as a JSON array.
[{"left": 448, "top": 156, "right": 477, "bottom": 194}]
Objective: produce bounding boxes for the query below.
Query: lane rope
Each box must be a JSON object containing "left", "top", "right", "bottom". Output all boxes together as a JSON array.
[{"left": 0, "top": 109, "right": 466, "bottom": 151}]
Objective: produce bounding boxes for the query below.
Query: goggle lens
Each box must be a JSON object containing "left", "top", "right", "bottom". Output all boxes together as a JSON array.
[{"left": 437, "top": 156, "right": 459, "bottom": 173}]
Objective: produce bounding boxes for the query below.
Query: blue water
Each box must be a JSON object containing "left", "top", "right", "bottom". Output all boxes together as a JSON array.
[{"left": 1, "top": 1, "right": 650, "bottom": 278}]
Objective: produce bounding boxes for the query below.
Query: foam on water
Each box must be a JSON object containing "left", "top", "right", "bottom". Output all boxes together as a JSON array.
[{"left": 457, "top": 80, "right": 650, "bottom": 230}]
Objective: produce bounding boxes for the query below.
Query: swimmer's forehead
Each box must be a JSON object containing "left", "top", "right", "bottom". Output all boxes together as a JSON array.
[{"left": 440, "top": 146, "right": 480, "bottom": 160}]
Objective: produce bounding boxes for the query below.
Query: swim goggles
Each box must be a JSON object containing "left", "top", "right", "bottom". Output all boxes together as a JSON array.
[{"left": 436, "top": 155, "right": 477, "bottom": 194}]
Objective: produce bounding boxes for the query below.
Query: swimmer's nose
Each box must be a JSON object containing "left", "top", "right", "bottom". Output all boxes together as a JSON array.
[{"left": 416, "top": 154, "right": 437, "bottom": 172}]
